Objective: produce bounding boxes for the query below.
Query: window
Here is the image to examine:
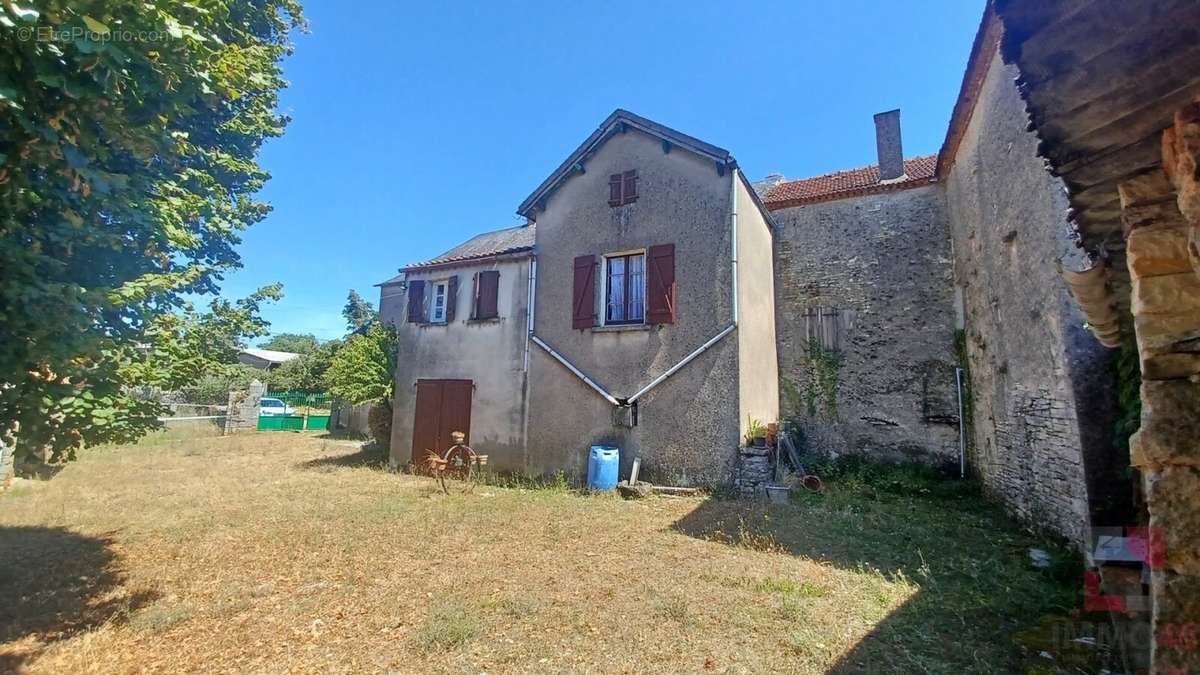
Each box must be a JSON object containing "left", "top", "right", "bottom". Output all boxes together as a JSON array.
[
  {"left": 431, "top": 281, "right": 448, "bottom": 323},
  {"left": 472, "top": 270, "right": 500, "bottom": 320},
  {"left": 608, "top": 170, "right": 638, "bottom": 206},
  {"left": 605, "top": 252, "right": 645, "bottom": 324},
  {"left": 803, "top": 306, "right": 855, "bottom": 353}
]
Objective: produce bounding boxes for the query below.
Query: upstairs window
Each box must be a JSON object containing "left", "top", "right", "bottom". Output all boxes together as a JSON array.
[
  {"left": 472, "top": 270, "right": 500, "bottom": 320},
  {"left": 608, "top": 170, "right": 638, "bottom": 206},
  {"left": 430, "top": 281, "right": 448, "bottom": 323},
  {"left": 605, "top": 252, "right": 645, "bottom": 324}
]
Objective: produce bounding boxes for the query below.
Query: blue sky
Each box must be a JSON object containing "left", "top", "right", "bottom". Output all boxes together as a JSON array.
[{"left": 225, "top": 0, "right": 985, "bottom": 341}]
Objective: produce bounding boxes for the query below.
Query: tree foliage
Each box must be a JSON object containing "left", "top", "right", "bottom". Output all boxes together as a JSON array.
[
  {"left": 265, "top": 338, "right": 339, "bottom": 392},
  {"left": 325, "top": 323, "right": 396, "bottom": 406},
  {"left": 0, "top": 2, "right": 304, "bottom": 458},
  {"left": 259, "top": 332, "right": 319, "bottom": 355},
  {"left": 342, "top": 290, "right": 377, "bottom": 333}
]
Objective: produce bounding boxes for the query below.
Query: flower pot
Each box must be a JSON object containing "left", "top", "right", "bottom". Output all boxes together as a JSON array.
[{"left": 751, "top": 436, "right": 767, "bottom": 448}]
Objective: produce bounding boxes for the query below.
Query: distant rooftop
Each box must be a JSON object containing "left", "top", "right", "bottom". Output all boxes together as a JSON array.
[
  {"left": 761, "top": 155, "right": 938, "bottom": 209},
  {"left": 403, "top": 224, "right": 536, "bottom": 271},
  {"left": 239, "top": 348, "right": 301, "bottom": 365}
]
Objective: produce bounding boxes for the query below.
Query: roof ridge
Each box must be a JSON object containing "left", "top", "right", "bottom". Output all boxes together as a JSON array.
[{"left": 775, "top": 154, "right": 938, "bottom": 186}]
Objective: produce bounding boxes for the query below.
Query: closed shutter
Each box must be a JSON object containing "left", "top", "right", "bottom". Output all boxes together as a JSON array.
[
  {"left": 608, "top": 174, "right": 623, "bottom": 206},
  {"left": 476, "top": 270, "right": 500, "bottom": 319},
  {"left": 622, "top": 170, "right": 638, "bottom": 203},
  {"left": 646, "top": 244, "right": 676, "bottom": 324},
  {"left": 445, "top": 275, "right": 459, "bottom": 323},
  {"left": 407, "top": 280, "right": 425, "bottom": 323},
  {"left": 572, "top": 255, "right": 596, "bottom": 329}
]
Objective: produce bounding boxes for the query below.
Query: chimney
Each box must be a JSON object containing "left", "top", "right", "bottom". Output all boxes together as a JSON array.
[{"left": 873, "top": 109, "right": 905, "bottom": 181}]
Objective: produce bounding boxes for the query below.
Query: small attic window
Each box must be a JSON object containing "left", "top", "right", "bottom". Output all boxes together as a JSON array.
[{"left": 608, "top": 170, "right": 638, "bottom": 207}]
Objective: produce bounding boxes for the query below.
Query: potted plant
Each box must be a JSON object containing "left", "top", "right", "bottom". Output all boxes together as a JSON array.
[{"left": 744, "top": 417, "right": 768, "bottom": 448}]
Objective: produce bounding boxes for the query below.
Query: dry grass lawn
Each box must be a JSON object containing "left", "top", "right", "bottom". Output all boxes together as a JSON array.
[{"left": 0, "top": 431, "right": 1081, "bottom": 673}]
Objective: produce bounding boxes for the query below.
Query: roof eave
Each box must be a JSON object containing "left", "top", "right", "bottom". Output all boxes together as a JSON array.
[{"left": 400, "top": 247, "right": 535, "bottom": 274}]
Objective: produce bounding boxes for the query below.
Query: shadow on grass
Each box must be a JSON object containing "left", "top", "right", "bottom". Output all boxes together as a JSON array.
[
  {"left": 296, "top": 442, "right": 389, "bottom": 471},
  {"left": 671, "top": 475, "right": 1094, "bottom": 673},
  {"left": 0, "top": 526, "right": 157, "bottom": 671}
]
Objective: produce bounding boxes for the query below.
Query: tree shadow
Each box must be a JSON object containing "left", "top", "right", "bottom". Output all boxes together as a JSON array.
[
  {"left": 0, "top": 526, "right": 157, "bottom": 670},
  {"left": 295, "top": 442, "right": 389, "bottom": 471},
  {"left": 671, "top": 486, "right": 1101, "bottom": 673}
]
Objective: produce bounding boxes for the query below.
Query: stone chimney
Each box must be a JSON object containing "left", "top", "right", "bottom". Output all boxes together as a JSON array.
[{"left": 873, "top": 109, "right": 905, "bottom": 181}]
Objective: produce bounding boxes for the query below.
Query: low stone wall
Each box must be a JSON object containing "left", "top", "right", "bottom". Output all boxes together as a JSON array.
[
  {"left": 734, "top": 446, "right": 772, "bottom": 496},
  {"left": 0, "top": 440, "right": 13, "bottom": 492},
  {"left": 223, "top": 380, "right": 265, "bottom": 434}
]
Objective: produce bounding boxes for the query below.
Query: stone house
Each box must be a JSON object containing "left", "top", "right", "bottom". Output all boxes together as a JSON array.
[{"left": 380, "top": 110, "right": 778, "bottom": 484}]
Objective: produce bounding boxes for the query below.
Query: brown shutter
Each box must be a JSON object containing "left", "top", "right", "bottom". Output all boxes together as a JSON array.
[
  {"left": 646, "top": 244, "right": 675, "bottom": 324},
  {"left": 622, "top": 170, "right": 638, "bottom": 203},
  {"left": 572, "top": 255, "right": 596, "bottom": 329},
  {"left": 470, "top": 273, "right": 479, "bottom": 319},
  {"left": 407, "top": 280, "right": 425, "bottom": 323},
  {"left": 477, "top": 270, "right": 500, "bottom": 319},
  {"left": 608, "top": 174, "right": 622, "bottom": 206},
  {"left": 445, "top": 275, "right": 459, "bottom": 323}
]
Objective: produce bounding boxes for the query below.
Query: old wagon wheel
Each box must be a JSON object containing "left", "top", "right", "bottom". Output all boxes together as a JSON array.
[{"left": 430, "top": 431, "right": 488, "bottom": 495}]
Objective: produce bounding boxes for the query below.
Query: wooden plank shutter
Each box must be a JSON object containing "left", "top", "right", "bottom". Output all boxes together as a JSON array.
[
  {"left": 572, "top": 255, "right": 596, "bottom": 329},
  {"left": 622, "top": 170, "right": 638, "bottom": 203},
  {"left": 646, "top": 244, "right": 676, "bottom": 324},
  {"left": 407, "top": 280, "right": 425, "bottom": 323},
  {"left": 608, "top": 174, "right": 623, "bottom": 206},
  {"left": 445, "top": 275, "right": 459, "bottom": 323},
  {"left": 477, "top": 270, "right": 500, "bottom": 319}
]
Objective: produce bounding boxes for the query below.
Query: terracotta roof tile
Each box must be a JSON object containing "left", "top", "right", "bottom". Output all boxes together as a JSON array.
[
  {"left": 762, "top": 155, "right": 938, "bottom": 209},
  {"left": 403, "top": 224, "right": 535, "bottom": 270}
]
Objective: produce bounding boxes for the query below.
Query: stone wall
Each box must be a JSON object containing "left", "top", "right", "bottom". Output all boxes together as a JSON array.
[
  {"left": 942, "top": 50, "right": 1119, "bottom": 546},
  {"left": 224, "top": 380, "right": 265, "bottom": 434},
  {"left": 771, "top": 183, "right": 960, "bottom": 465}
]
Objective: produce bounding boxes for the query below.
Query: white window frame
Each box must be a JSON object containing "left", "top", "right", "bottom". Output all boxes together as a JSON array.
[
  {"left": 430, "top": 280, "right": 449, "bottom": 324},
  {"left": 599, "top": 248, "right": 647, "bottom": 327}
]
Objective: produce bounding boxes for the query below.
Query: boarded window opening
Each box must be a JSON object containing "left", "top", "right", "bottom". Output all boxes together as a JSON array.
[{"left": 803, "top": 307, "right": 855, "bottom": 353}]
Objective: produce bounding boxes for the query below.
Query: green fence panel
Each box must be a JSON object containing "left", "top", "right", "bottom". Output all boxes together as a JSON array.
[
  {"left": 258, "top": 415, "right": 305, "bottom": 431},
  {"left": 305, "top": 415, "right": 330, "bottom": 431}
]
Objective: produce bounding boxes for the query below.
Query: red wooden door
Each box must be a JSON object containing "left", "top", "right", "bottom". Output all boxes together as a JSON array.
[{"left": 411, "top": 379, "right": 473, "bottom": 465}]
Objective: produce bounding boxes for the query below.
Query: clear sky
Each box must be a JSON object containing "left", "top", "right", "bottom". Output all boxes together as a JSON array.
[{"left": 225, "top": 0, "right": 986, "bottom": 341}]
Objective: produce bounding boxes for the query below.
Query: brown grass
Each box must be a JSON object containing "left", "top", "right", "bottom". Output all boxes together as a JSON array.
[{"left": 0, "top": 432, "right": 1080, "bottom": 673}]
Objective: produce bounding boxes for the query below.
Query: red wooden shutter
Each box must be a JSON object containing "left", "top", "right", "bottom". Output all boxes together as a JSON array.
[
  {"left": 572, "top": 255, "right": 596, "bottom": 329},
  {"left": 646, "top": 244, "right": 675, "bottom": 324},
  {"left": 608, "top": 174, "right": 622, "bottom": 206},
  {"left": 477, "top": 270, "right": 500, "bottom": 319},
  {"left": 407, "top": 280, "right": 425, "bottom": 323},
  {"left": 622, "top": 170, "right": 638, "bottom": 203},
  {"left": 445, "top": 275, "right": 459, "bottom": 323}
]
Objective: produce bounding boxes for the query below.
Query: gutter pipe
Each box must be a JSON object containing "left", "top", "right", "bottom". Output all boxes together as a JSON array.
[
  {"left": 530, "top": 334, "right": 620, "bottom": 406},
  {"left": 955, "top": 367, "right": 966, "bottom": 478}
]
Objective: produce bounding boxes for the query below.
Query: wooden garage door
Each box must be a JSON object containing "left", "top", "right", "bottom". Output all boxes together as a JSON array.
[{"left": 411, "top": 379, "right": 473, "bottom": 465}]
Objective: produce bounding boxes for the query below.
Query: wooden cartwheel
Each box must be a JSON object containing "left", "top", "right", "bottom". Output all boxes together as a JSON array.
[{"left": 424, "top": 431, "right": 488, "bottom": 495}]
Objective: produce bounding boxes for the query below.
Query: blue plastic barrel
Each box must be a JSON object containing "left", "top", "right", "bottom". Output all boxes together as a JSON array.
[{"left": 587, "top": 445, "right": 620, "bottom": 491}]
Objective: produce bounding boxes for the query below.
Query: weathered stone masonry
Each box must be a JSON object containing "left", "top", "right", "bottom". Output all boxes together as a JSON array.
[
  {"left": 771, "top": 184, "right": 959, "bottom": 465},
  {"left": 942, "top": 51, "right": 1117, "bottom": 546}
]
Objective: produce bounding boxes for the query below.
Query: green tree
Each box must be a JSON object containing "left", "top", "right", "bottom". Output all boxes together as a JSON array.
[
  {"left": 259, "top": 333, "right": 320, "bottom": 355},
  {"left": 0, "top": 2, "right": 305, "bottom": 459},
  {"left": 342, "top": 289, "right": 378, "bottom": 332},
  {"left": 325, "top": 323, "right": 395, "bottom": 444}
]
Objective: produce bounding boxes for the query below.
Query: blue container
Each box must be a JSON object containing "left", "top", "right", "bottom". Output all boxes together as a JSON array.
[{"left": 587, "top": 445, "right": 620, "bottom": 491}]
